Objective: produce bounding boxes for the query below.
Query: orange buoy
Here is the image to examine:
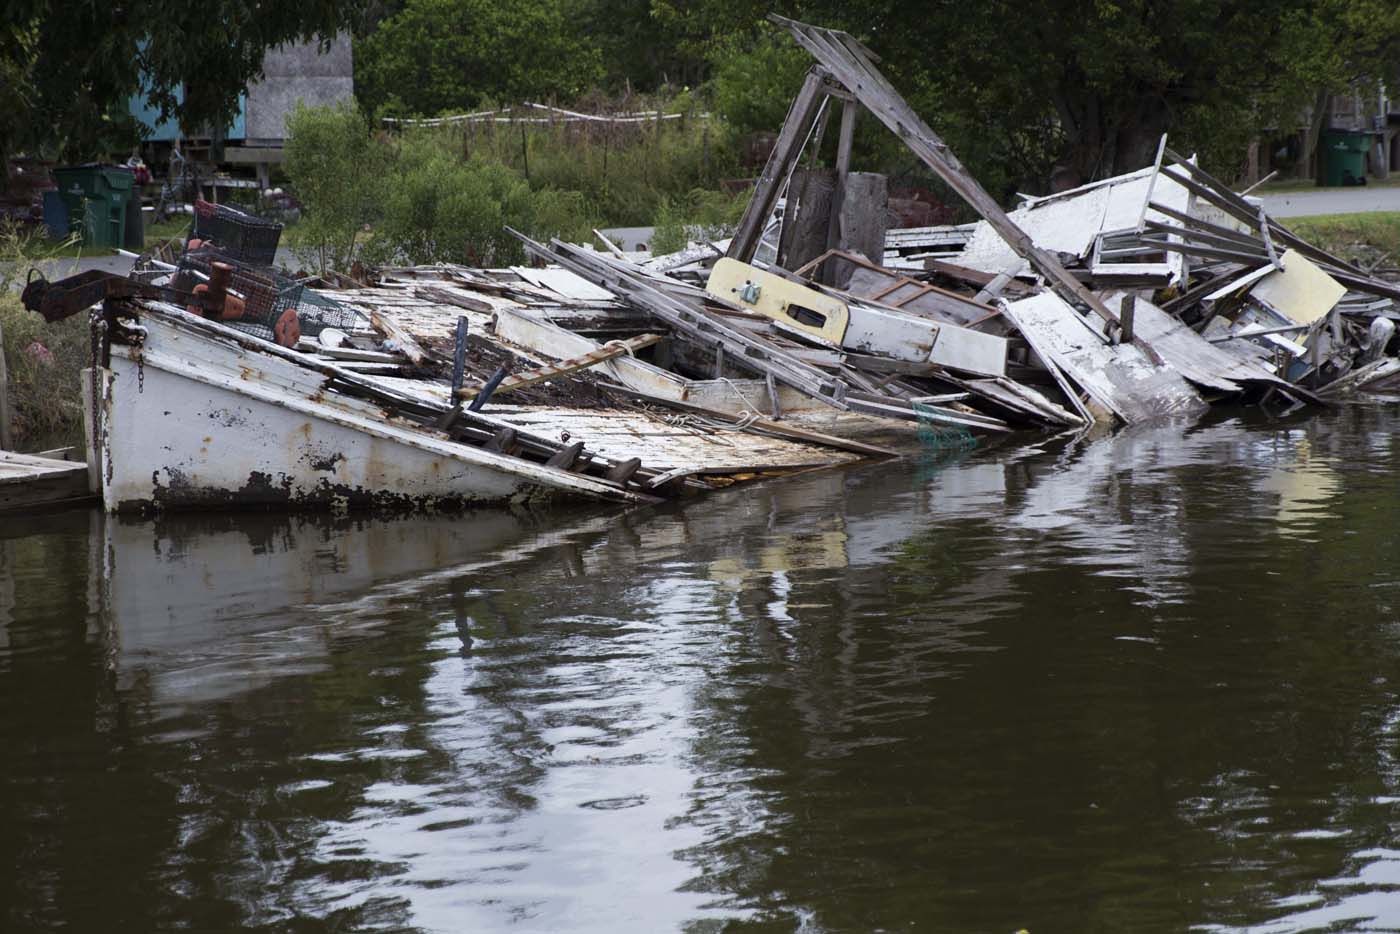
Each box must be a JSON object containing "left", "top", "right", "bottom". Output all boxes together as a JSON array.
[{"left": 273, "top": 308, "right": 301, "bottom": 347}]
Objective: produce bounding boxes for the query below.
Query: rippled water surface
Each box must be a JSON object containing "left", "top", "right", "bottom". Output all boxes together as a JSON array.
[{"left": 6, "top": 409, "right": 1400, "bottom": 933}]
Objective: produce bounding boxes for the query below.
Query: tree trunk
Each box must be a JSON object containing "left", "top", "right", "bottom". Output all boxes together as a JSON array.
[
  {"left": 1110, "top": 97, "right": 1172, "bottom": 175},
  {"left": 1300, "top": 88, "right": 1331, "bottom": 181},
  {"left": 1055, "top": 90, "right": 1172, "bottom": 186}
]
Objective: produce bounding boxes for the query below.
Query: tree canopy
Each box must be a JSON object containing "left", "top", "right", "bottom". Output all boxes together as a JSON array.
[
  {"left": 347, "top": 0, "right": 1400, "bottom": 190},
  {"left": 6, "top": 0, "right": 1400, "bottom": 195},
  {"left": 1, "top": 0, "right": 363, "bottom": 163},
  {"left": 354, "top": 0, "right": 606, "bottom": 117}
]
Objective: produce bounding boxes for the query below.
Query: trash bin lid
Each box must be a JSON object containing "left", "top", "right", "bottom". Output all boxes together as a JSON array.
[
  {"left": 52, "top": 163, "right": 135, "bottom": 191},
  {"left": 99, "top": 167, "right": 136, "bottom": 190}
]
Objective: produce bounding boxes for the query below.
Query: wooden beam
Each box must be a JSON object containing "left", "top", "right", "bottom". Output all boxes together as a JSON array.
[
  {"left": 1159, "top": 158, "right": 1363, "bottom": 274},
  {"left": 0, "top": 450, "right": 95, "bottom": 512},
  {"left": 593, "top": 228, "right": 627, "bottom": 258},
  {"left": 824, "top": 99, "right": 860, "bottom": 270},
  {"left": 417, "top": 285, "right": 493, "bottom": 314},
  {"left": 770, "top": 15, "right": 1166, "bottom": 365},
  {"left": 728, "top": 68, "right": 832, "bottom": 262}
]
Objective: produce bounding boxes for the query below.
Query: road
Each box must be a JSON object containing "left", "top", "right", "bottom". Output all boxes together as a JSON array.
[{"left": 1255, "top": 186, "right": 1400, "bottom": 218}]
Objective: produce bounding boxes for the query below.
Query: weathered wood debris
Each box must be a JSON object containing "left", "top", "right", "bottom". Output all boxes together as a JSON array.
[{"left": 17, "top": 15, "right": 1400, "bottom": 514}]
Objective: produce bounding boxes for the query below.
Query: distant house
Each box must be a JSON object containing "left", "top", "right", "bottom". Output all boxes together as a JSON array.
[{"left": 129, "top": 34, "right": 354, "bottom": 186}]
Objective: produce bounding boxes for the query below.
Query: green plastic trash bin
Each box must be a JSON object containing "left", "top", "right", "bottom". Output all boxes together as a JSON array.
[
  {"left": 1321, "top": 130, "right": 1373, "bottom": 187},
  {"left": 51, "top": 164, "right": 136, "bottom": 248}
]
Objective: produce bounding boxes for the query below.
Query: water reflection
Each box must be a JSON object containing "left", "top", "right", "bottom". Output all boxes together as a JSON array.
[{"left": 3, "top": 408, "right": 1400, "bottom": 932}]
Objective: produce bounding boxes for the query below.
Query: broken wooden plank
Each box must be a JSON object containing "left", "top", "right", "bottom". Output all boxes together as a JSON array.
[
  {"left": 846, "top": 394, "right": 1011, "bottom": 432},
  {"left": 642, "top": 241, "right": 724, "bottom": 273},
  {"left": 456, "top": 333, "right": 662, "bottom": 401},
  {"left": 513, "top": 231, "right": 850, "bottom": 407},
  {"left": 825, "top": 99, "right": 860, "bottom": 261},
  {"left": 416, "top": 285, "right": 494, "bottom": 314},
  {"left": 1098, "top": 291, "right": 1296, "bottom": 396},
  {"left": 1000, "top": 292, "right": 1205, "bottom": 424},
  {"left": 511, "top": 265, "right": 618, "bottom": 302},
  {"left": 368, "top": 306, "right": 434, "bottom": 366},
  {"left": 593, "top": 228, "right": 628, "bottom": 258},
  {"left": 594, "top": 382, "right": 899, "bottom": 458},
  {"left": 822, "top": 249, "right": 997, "bottom": 327},
  {"left": 956, "top": 376, "right": 1083, "bottom": 427},
  {"left": 728, "top": 68, "right": 834, "bottom": 262},
  {"left": 294, "top": 341, "right": 407, "bottom": 364},
  {"left": 922, "top": 257, "right": 1032, "bottom": 294}
]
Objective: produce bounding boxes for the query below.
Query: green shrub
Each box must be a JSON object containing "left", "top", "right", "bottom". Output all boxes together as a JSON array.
[
  {"left": 455, "top": 105, "right": 739, "bottom": 227},
  {"left": 708, "top": 30, "right": 811, "bottom": 139},
  {"left": 360, "top": 130, "right": 596, "bottom": 267},
  {"left": 651, "top": 188, "right": 747, "bottom": 254},
  {"left": 283, "top": 101, "right": 387, "bottom": 273},
  {"left": 283, "top": 100, "right": 741, "bottom": 269},
  {"left": 1288, "top": 212, "right": 1400, "bottom": 268}
]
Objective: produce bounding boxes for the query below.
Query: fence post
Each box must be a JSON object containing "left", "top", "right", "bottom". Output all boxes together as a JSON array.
[{"left": 0, "top": 321, "right": 13, "bottom": 450}]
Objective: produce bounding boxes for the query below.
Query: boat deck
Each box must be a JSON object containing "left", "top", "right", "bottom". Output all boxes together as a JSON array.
[{"left": 371, "top": 377, "right": 860, "bottom": 477}]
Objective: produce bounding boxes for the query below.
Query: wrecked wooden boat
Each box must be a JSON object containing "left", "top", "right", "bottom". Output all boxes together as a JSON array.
[
  {"left": 22, "top": 270, "right": 870, "bottom": 513},
  {"left": 93, "top": 304, "right": 663, "bottom": 511}
]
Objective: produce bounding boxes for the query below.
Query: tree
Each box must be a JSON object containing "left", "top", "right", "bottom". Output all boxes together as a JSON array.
[
  {"left": 664, "top": 0, "right": 1400, "bottom": 190},
  {"left": 0, "top": 0, "right": 363, "bottom": 169},
  {"left": 844, "top": 0, "right": 1400, "bottom": 183},
  {"left": 354, "top": 0, "right": 605, "bottom": 116}
]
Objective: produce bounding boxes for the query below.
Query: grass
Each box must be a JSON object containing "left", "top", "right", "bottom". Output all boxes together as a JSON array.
[
  {"left": 285, "top": 102, "right": 746, "bottom": 269},
  {"left": 0, "top": 227, "right": 90, "bottom": 449},
  {"left": 1286, "top": 211, "right": 1400, "bottom": 266}
]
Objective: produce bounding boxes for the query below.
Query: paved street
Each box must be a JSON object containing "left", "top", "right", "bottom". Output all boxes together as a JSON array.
[{"left": 1256, "top": 186, "right": 1400, "bottom": 217}]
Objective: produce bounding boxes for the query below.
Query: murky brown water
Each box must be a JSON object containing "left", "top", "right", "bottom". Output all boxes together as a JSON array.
[{"left": 5, "top": 408, "right": 1400, "bottom": 933}]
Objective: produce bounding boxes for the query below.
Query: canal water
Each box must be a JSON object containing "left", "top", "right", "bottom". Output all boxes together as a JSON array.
[{"left": 4, "top": 408, "right": 1400, "bottom": 933}]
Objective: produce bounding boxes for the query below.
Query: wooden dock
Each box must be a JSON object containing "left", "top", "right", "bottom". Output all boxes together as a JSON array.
[{"left": 0, "top": 449, "right": 97, "bottom": 513}]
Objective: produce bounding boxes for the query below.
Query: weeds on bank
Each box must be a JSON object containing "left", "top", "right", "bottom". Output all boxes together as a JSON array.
[
  {"left": 283, "top": 100, "right": 746, "bottom": 271},
  {"left": 1, "top": 224, "right": 88, "bottom": 448}
]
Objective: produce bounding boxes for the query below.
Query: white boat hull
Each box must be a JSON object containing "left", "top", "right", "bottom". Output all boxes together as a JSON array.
[{"left": 94, "top": 306, "right": 648, "bottom": 512}]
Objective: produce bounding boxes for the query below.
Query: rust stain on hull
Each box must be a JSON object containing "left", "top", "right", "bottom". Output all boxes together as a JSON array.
[{"left": 122, "top": 468, "right": 560, "bottom": 515}]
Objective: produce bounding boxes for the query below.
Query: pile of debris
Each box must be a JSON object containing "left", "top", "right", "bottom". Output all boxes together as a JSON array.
[
  {"left": 25, "top": 15, "right": 1400, "bottom": 515},
  {"left": 495, "top": 13, "right": 1400, "bottom": 433}
]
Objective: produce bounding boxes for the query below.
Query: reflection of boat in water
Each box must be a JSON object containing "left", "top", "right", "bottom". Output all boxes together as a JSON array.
[
  {"left": 72, "top": 414, "right": 1351, "bottom": 712},
  {"left": 94, "top": 508, "right": 624, "bottom": 709},
  {"left": 11, "top": 411, "right": 1345, "bottom": 726}
]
